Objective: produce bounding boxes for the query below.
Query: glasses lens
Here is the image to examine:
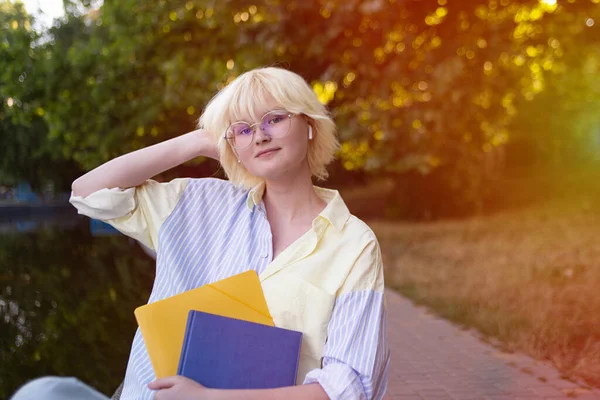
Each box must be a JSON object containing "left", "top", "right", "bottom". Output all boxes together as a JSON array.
[
  {"left": 227, "top": 122, "right": 253, "bottom": 149},
  {"left": 261, "top": 111, "right": 291, "bottom": 138}
]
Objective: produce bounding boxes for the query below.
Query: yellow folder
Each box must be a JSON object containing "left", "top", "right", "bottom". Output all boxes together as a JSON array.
[{"left": 134, "top": 270, "right": 274, "bottom": 378}]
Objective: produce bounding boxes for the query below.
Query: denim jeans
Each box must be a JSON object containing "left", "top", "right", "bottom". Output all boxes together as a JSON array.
[{"left": 11, "top": 376, "right": 110, "bottom": 400}]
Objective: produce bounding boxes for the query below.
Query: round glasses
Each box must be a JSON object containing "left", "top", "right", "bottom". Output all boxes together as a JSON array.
[{"left": 225, "top": 110, "right": 298, "bottom": 150}]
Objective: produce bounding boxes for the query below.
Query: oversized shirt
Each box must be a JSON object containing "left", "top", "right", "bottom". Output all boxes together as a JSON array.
[{"left": 69, "top": 178, "right": 390, "bottom": 399}]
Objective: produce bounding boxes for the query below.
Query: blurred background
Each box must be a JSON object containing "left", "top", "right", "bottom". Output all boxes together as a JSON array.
[{"left": 0, "top": 0, "right": 599, "bottom": 397}]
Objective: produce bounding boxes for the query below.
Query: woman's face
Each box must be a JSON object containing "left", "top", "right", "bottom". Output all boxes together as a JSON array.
[{"left": 228, "top": 101, "right": 311, "bottom": 183}]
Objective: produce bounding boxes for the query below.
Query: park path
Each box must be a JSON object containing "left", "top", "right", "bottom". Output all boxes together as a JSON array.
[{"left": 382, "top": 289, "right": 600, "bottom": 400}]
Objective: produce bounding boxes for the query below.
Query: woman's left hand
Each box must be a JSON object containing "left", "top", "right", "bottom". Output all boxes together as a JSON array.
[{"left": 149, "top": 376, "right": 213, "bottom": 400}]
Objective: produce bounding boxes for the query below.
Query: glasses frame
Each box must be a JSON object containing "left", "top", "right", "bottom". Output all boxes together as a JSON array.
[{"left": 224, "top": 110, "right": 299, "bottom": 150}]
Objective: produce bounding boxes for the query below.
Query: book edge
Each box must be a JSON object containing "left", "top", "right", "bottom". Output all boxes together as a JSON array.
[
  {"left": 176, "top": 310, "right": 196, "bottom": 376},
  {"left": 293, "top": 332, "right": 303, "bottom": 385}
]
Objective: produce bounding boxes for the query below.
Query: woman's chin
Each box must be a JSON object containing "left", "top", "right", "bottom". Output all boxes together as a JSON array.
[{"left": 246, "top": 155, "right": 309, "bottom": 183}]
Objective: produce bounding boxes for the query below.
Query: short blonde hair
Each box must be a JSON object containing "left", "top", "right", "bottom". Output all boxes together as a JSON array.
[{"left": 198, "top": 67, "right": 339, "bottom": 189}]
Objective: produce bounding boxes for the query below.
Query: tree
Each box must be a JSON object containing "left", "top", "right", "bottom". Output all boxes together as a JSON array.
[
  {"left": 508, "top": 2, "right": 600, "bottom": 168},
  {"left": 2, "top": 0, "right": 599, "bottom": 214},
  {"left": 0, "top": 1, "right": 79, "bottom": 190}
]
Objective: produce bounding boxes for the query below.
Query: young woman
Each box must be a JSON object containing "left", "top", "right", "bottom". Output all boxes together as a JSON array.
[{"left": 14, "top": 67, "right": 390, "bottom": 400}]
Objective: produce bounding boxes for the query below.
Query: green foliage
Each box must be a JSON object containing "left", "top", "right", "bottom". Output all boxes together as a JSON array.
[
  {"left": 1, "top": 0, "right": 599, "bottom": 215},
  {"left": 0, "top": 1, "right": 80, "bottom": 190},
  {"left": 509, "top": 5, "right": 600, "bottom": 167}
]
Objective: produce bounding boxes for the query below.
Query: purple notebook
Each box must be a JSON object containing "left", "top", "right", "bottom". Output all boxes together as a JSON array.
[{"left": 177, "top": 310, "right": 303, "bottom": 389}]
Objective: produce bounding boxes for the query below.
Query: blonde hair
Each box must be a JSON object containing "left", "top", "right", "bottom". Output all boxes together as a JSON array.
[{"left": 198, "top": 67, "right": 339, "bottom": 189}]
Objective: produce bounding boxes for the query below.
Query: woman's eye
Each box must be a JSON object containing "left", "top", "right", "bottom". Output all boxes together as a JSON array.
[{"left": 269, "top": 116, "right": 283, "bottom": 124}]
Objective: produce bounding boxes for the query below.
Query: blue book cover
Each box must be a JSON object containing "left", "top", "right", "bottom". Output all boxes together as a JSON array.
[{"left": 177, "top": 310, "right": 303, "bottom": 389}]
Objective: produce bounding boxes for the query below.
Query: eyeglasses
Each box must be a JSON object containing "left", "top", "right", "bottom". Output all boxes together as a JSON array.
[{"left": 224, "top": 110, "right": 298, "bottom": 150}]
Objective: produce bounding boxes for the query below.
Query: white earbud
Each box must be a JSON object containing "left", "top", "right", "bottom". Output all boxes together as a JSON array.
[{"left": 308, "top": 125, "right": 313, "bottom": 140}]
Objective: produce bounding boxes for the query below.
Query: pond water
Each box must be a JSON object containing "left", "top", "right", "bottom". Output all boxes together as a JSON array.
[{"left": 0, "top": 209, "right": 155, "bottom": 398}]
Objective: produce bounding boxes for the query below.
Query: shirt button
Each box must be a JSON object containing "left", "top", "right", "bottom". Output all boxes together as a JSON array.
[{"left": 262, "top": 253, "right": 268, "bottom": 258}]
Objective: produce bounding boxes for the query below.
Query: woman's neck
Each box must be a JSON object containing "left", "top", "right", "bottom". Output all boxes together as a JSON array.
[{"left": 262, "top": 173, "right": 326, "bottom": 225}]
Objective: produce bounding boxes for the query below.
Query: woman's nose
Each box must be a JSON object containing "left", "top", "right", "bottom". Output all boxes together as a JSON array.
[{"left": 254, "top": 127, "right": 271, "bottom": 143}]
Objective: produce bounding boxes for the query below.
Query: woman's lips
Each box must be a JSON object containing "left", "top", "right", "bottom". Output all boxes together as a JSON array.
[{"left": 256, "top": 148, "right": 280, "bottom": 158}]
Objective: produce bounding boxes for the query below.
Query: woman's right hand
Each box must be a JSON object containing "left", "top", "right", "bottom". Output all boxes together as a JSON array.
[{"left": 192, "top": 128, "right": 219, "bottom": 161}]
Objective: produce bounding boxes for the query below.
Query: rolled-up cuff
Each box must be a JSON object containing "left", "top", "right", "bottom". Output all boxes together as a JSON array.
[
  {"left": 303, "top": 362, "right": 367, "bottom": 400},
  {"left": 69, "top": 187, "right": 135, "bottom": 220}
]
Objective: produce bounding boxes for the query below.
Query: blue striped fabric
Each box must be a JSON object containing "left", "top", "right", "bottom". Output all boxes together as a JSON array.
[
  {"left": 116, "top": 178, "right": 388, "bottom": 399},
  {"left": 303, "top": 291, "right": 390, "bottom": 399}
]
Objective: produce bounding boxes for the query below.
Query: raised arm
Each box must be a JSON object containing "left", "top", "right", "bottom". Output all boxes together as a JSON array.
[{"left": 71, "top": 128, "right": 217, "bottom": 198}]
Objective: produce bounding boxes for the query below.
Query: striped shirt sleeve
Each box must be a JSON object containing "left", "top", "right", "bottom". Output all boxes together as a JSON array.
[
  {"left": 303, "top": 235, "right": 391, "bottom": 399},
  {"left": 69, "top": 178, "right": 189, "bottom": 251}
]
